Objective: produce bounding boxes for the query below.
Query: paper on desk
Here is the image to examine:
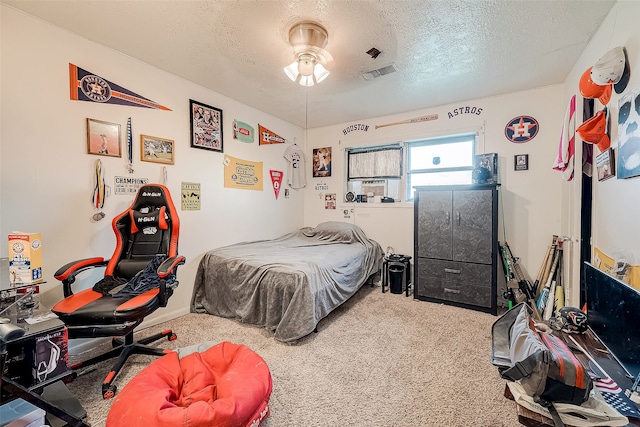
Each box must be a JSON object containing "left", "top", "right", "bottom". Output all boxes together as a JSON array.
[{"left": 24, "top": 311, "right": 59, "bottom": 324}]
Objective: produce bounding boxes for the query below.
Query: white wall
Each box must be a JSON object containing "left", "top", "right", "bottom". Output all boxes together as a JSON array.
[
  {"left": 304, "top": 85, "right": 566, "bottom": 286},
  {"left": 0, "top": 6, "right": 305, "bottom": 325},
  {"left": 561, "top": 0, "right": 640, "bottom": 303},
  {"left": 580, "top": 1, "right": 640, "bottom": 260}
]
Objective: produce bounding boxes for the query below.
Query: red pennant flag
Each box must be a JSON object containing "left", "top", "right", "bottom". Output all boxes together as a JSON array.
[
  {"left": 270, "top": 170, "right": 283, "bottom": 199},
  {"left": 258, "top": 124, "right": 287, "bottom": 145}
]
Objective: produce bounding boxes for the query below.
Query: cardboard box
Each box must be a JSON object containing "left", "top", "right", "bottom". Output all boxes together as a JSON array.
[
  {"left": 32, "top": 328, "right": 69, "bottom": 384},
  {"left": 8, "top": 232, "right": 43, "bottom": 285},
  {"left": 0, "top": 398, "right": 46, "bottom": 427}
]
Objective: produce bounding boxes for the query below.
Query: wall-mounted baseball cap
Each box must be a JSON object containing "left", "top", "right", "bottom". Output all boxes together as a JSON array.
[
  {"left": 576, "top": 108, "right": 610, "bottom": 152},
  {"left": 579, "top": 67, "right": 611, "bottom": 105},
  {"left": 590, "top": 46, "right": 630, "bottom": 94}
]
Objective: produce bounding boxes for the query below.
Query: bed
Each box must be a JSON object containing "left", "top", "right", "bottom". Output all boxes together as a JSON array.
[{"left": 190, "top": 221, "right": 383, "bottom": 343}]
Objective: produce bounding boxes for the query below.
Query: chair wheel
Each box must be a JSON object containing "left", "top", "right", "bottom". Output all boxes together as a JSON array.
[
  {"left": 103, "top": 385, "right": 117, "bottom": 399},
  {"left": 168, "top": 332, "right": 177, "bottom": 341}
]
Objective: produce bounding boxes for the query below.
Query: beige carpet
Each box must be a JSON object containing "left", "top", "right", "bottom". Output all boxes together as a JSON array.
[{"left": 66, "top": 284, "right": 516, "bottom": 426}]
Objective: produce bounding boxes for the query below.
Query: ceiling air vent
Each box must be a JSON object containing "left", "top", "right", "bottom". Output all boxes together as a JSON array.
[
  {"left": 362, "top": 63, "right": 398, "bottom": 81},
  {"left": 366, "top": 47, "right": 381, "bottom": 59}
]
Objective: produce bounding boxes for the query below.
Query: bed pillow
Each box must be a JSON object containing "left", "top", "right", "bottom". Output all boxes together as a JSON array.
[{"left": 305, "top": 221, "right": 365, "bottom": 243}]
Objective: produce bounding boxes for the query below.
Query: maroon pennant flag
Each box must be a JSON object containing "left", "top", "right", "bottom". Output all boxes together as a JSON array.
[{"left": 270, "top": 170, "right": 283, "bottom": 199}]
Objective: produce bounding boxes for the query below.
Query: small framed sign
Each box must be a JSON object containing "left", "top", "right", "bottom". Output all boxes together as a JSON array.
[
  {"left": 596, "top": 148, "right": 615, "bottom": 181},
  {"left": 514, "top": 154, "right": 529, "bottom": 171}
]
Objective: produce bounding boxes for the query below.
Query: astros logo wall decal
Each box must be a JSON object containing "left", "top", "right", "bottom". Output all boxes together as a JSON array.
[{"left": 505, "top": 115, "right": 539, "bottom": 143}]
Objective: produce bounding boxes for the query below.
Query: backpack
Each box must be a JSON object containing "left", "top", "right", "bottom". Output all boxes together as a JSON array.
[{"left": 491, "top": 303, "right": 593, "bottom": 426}]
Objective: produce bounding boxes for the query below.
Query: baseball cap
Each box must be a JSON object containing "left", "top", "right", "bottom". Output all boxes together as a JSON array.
[
  {"left": 576, "top": 108, "right": 610, "bottom": 152},
  {"left": 579, "top": 67, "right": 611, "bottom": 105},
  {"left": 590, "top": 46, "right": 630, "bottom": 94},
  {"left": 614, "top": 47, "right": 630, "bottom": 94}
]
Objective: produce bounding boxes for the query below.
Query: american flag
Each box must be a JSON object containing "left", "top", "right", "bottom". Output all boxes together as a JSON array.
[{"left": 594, "top": 376, "right": 640, "bottom": 419}]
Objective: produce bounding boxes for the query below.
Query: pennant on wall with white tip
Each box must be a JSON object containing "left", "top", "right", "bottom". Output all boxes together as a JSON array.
[
  {"left": 69, "top": 63, "right": 171, "bottom": 110},
  {"left": 270, "top": 170, "right": 283, "bottom": 199},
  {"left": 258, "top": 124, "right": 287, "bottom": 145}
]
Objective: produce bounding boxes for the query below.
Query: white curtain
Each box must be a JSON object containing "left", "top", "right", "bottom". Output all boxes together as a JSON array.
[{"left": 348, "top": 147, "right": 402, "bottom": 179}]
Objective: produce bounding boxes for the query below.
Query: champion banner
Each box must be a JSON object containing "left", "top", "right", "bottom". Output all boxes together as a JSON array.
[
  {"left": 258, "top": 124, "right": 287, "bottom": 145},
  {"left": 223, "top": 155, "right": 263, "bottom": 191},
  {"left": 69, "top": 63, "right": 171, "bottom": 110}
]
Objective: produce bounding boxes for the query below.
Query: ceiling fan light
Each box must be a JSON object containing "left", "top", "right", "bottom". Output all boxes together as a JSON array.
[
  {"left": 298, "top": 55, "right": 316, "bottom": 76},
  {"left": 313, "top": 63, "right": 330, "bottom": 83},
  {"left": 299, "top": 75, "right": 315, "bottom": 87},
  {"left": 284, "top": 21, "right": 332, "bottom": 86},
  {"left": 284, "top": 61, "right": 299, "bottom": 81}
]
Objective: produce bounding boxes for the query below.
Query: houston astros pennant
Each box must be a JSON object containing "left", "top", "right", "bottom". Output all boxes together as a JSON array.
[
  {"left": 69, "top": 63, "right": 171, "bottom": 110},
  {"left": 258, "top": 124, "right": 287, "bottom": 145}
]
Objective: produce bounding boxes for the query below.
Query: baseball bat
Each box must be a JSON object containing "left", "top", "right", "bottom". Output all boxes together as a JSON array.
[
  {"left": 533, "top": 245, "right": 552, "bottom": 296},
  {"left": 539, "top": 243, "right": 557, "bottom": 294},
  {"left": 375, "top": 114, "right": 438, "bottom": 129}
]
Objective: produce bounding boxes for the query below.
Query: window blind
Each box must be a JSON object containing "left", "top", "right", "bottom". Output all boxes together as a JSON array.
[{"left": 347, "top": 146, "right": 402, "bottom": 179}]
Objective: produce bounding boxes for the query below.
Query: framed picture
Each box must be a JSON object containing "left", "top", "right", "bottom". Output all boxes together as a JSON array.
[
  {"left": 140, "top": 134, "right": 175, "bottom": 165},
  {"left": 313, "top": 147, "right": 332, "bottom": 177},
  {"left": 618, "top": 90, "right": 640, "bottom": 179},
  {"left": 87, "top": 118, "right": 121, "bottom": 157},
  {"left": 596, "top": 148, "right": 615, "bottom": 181},
  {"left": 514, "top": 154, "right": 529, "bottom": 171},
  {"left": 190, "top": 99, "right": 223, "bottom": 152}
]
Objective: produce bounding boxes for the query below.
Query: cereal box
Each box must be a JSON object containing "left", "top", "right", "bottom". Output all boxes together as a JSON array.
[{"left": 8, "top": 232, "right": 43, "bottom": 285}]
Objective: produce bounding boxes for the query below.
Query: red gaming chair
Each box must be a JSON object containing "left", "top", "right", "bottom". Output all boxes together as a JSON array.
[{"left": 51, "top": 184, "right": 185, "bottom": 399}]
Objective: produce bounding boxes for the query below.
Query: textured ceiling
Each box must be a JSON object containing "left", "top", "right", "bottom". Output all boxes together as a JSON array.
[{"left": 3, "top": 0, "right": 615, "bottom": 128}]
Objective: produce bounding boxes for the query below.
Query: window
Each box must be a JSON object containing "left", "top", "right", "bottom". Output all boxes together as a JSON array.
[
  {"left": 406, "top": 133, "right": 475, "bottom": 200},
  {"left": 344, "top": 132, "right": 476, "bottom": 202},
  {"left": 346, "top": 145, "right": 402, "bottom": 200}
]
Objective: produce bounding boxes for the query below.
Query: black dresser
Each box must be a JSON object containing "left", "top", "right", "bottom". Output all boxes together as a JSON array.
[{"left": 413, "top": 184, "right": 498, "bottom": 315}]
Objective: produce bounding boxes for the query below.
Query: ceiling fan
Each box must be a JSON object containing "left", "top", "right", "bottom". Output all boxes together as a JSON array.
[{"left": 283, "top": 21, "right": 334, "bottom": 87}]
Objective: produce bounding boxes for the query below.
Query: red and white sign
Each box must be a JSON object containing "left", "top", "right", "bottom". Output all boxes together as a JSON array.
[{"left": 270, "top": 170, "right": 283, "bottom": 199}]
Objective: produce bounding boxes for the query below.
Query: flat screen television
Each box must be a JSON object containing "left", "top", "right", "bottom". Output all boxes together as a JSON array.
[{"left": 584, "top": 261, "right": 640, "bottom": 379}]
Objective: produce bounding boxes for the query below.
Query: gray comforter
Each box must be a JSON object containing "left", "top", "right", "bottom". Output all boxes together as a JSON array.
[{"left": 190, "top": 221, "right": 383, "bottom": 343}]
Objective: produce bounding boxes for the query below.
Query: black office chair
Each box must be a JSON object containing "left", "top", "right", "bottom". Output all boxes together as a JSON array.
[{"left": 51, "top": 184, "right": 185, "bottom": 399}]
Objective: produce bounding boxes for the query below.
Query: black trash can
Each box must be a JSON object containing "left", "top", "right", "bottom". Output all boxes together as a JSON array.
[{"left": 388, "top": 262, "right": 405, "bottom": 294}]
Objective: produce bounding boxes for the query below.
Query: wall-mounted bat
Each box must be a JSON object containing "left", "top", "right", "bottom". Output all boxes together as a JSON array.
[{"left": 375, "top": 114, "right": 438, "bottom": 129}]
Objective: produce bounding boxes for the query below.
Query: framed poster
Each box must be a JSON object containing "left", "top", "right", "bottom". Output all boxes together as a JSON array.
[
  {"left": 313, "top": 147, "right": 332, "bottom": 177},
  {"left": 514, "top": 154, "right": 529, "bottom": 171},
  {"left": 140, "top": 135, "right": 174, "bottom": 165},
  {"left": 190, "top": 99, "right": 223, "bottom": 152},
  {"left": 87, "top": 118, "right": 121, "bottom": 157},
  {"left": 618, "top": 90, "right": 640, "bottom": 179},
  {"left": 596, "top": 148, "right": 615, "bottom": 181}
]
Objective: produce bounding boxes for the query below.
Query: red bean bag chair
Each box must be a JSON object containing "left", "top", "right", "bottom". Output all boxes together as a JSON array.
[{"left": 106, "top": 341, "right": 272, "bottom": 427}]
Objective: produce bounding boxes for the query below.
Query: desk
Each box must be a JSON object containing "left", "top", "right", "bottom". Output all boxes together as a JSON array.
[
  {"left": 4, "top": 314, "right": 69, "bottom": 388},
  {"left": 506, "top": 329, "right": 640, "bottom": 427},
  {"left": 1, "top": 310, "right": 88, "bottom": 427}
]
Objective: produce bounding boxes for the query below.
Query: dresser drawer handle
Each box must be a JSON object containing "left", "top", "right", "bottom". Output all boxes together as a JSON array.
[
  {"left": 444, "top": 268, "right": 461, "bottom": 274},
  {"left": 444, "top": 288, "right": 461, "bottom": 294}
]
